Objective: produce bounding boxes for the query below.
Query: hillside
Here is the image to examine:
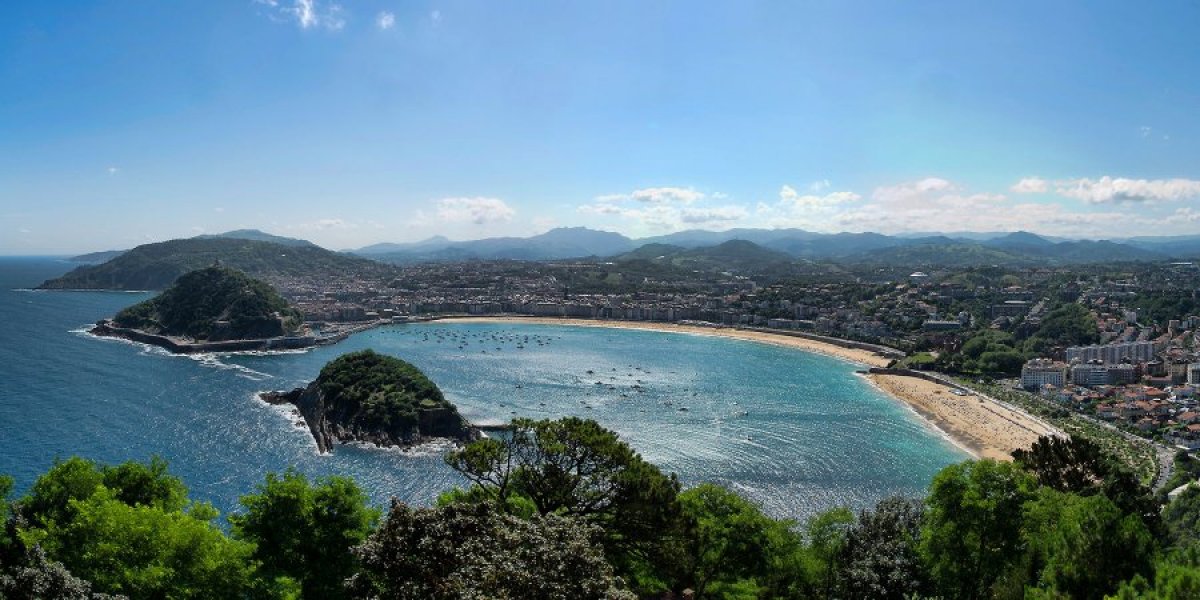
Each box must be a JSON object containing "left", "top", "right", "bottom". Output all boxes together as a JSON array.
[
  {"left": 355, "top": 227, "right": 635, "bottom": 263},
  {"left": 110, "top": 266, "right": 303, "bottom": 341},
  {"left": 195, "top": 229, "right": 317, "bottom": 248},
  {"left": 39, "top": 237, "right": 389, "bottom": 290},
  {"left": 261, "top": 349, "right": 477, "bottom": 452}
]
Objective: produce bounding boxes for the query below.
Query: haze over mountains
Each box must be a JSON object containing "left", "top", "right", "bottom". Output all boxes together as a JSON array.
[
  {"left": 347, "top": 227, "right": 1200, "bottom": 265},
  {"left": 45, "top": 226, "right": 1200, "bottom": 291}
]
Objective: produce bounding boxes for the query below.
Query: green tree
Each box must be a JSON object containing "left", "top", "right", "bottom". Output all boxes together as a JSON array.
[
  {"left": 445, "top": 417, "right": 683, "bottom": 590},
  {"left": 48, "top": 488, "right": 268, "bottom": 599},
  {"left": 1109, "top": 547, "right": 1200, "bottom": 600},
  {"left": 921, "top": 460, "right": 1035, "bottom": 600},
  {"left": 348, "top": 500, "right": 634, "bottom": 600},
  {"left": 1014, "top": 435, "right": 1157, "bottom": 532},
  {"left": 231, "top": 470, "right": 379, "bottom": 600},
  {"left": 804, "top": 506, "right": 855, "bottom": 599},
  {"left": 837, "top": 496, "right": 928, "bottom": 600},
  {"left": 1024, "top": 490, "right": 1154, "bottom": 599},
  {"left": 1164, "top": 486, "right": 1200, "bottom": 548},
  {"left": 675, "top": 483, "right": 801, "bottom": 598}
]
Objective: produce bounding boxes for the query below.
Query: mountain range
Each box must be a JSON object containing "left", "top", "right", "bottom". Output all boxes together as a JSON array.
[{"left": 347, "top": 228, "right": 1200, "bottom": 265}]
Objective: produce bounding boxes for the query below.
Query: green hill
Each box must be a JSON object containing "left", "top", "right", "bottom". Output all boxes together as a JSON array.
[
  {"left": 262, "top": 350, "right": 476, "bottom": 451},
  {"left": 112, "top": 266, "right": 303, "bottom": 341},
  {"left": 39, "top": 237, "right": 389, "bottom": 290}
]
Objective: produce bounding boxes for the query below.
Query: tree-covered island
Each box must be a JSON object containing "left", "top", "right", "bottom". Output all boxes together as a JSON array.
[
  {"left": 262, "top": 350, "right": 478, "bottom": 452},
  {"left": 90, "top": 266, "right": 312, "bottom": 352}
]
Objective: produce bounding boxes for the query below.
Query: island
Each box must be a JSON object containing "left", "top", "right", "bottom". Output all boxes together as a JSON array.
[
  {"left": 261, "top": 350, "right": 479, "bottom": 452},
  {"left": 91, "top": 265, "right": 321, "bottom": 353}
]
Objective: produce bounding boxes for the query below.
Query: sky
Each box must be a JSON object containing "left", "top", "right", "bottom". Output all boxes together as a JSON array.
[{"left": 2, "top": 1, "right": 1199, "bottom": 254}]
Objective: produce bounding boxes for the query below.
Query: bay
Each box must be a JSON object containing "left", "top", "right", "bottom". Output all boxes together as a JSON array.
[{"left": 0, "top": 256, "right": 967, "bottom": 522}]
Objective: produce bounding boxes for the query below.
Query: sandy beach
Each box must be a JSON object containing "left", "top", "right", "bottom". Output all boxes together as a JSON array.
[
  {"left": 867, "top": 373, "right": 1055, "bottom": 461},
  {"left": 425, "top": 316, "right": 1053, "bottom": 460},
  {"left": 432, "top": 316, "right": 895, "bottom": 368}
]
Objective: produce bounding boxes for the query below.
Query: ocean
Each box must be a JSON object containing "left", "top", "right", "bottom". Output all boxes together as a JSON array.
[{"left": 0, "top": 256, "right": 967, "bottom": 522}]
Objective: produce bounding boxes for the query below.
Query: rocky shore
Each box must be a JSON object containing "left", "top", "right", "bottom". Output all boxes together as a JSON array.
[
  {"left": 260, "top": 383, "right": 479, "bottom": 453},
  {"left": 90, "top": 319, "right": 323, "bottom": 354}
]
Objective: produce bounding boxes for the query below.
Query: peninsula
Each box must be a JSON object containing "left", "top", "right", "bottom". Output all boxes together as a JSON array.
[
  {"left": 91, "top": 266, "right": 318, "bottom": 353},
  {"left": 261, "top": 349, "right": 478, "bottom": 452}
]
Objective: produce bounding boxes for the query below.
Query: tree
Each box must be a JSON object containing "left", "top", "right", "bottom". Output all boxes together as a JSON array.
[
  {"left": 921, "top": 460, "right": 1035, "bottom": 600},
  {"left": 837, "top": 496, "right": 928, "bottom": 600},
  {"left": 804, "top": 506, "right": 855, "bottom": 599},
  {"left": 1164, "top": 486, "right": 1200, "bottom": 548},
  {"left": 675, "top": 483, "right": 801, "bottom": 598},
  {"left": 348, "top": 500, "right": 634, "bottom": 600},
  {"left": 1110, "top": 547, "right": 1200, "bottom": 600},
  {"left": 47, "top": 489, "right": 269, "bottom": 599},
  {"left": 1023, "top": 490, "right": 1154, "bottom": 599},
  {"left": 445, "top": 417, "right": 683, "bottom": 588},
  {"left": 231, "top": 470, "right": 379, "bottom": 600},
  {"left": 1014, "top": 435, "right": 1157, "bottom": 532}
]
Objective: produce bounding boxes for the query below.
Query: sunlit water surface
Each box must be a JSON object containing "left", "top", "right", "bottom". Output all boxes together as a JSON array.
[{"left": 0, "top": 257, "right": 967, "bottom": 522}]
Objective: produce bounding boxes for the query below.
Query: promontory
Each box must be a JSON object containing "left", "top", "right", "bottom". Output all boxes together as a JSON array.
[
  {"left": 261, "top": 349, "right": 479, "bottom": 452},
  {"left": 91, "top": 265, "right": 314, "bottom": 353}
]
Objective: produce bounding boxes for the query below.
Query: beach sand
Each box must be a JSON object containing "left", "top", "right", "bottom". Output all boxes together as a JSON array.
[
  {"left": 867, "top": 373, "right": 1055, "bottom": 461},
  {"left": 433, "top": 316, "right": 894, "bottom": 368},
  {"left": 424, "top": 316, "right": 1051, "bottom": 460}
]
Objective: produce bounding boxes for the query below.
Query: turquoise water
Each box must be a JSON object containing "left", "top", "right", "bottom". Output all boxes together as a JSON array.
[{"left": 0, "top": 257, "right": 967, "bottom": 521}]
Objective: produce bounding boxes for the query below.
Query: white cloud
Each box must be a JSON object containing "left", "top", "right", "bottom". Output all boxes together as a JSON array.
[
  {"left": 256, "top": 0, "right": 345, "bottom": 30},
  {"left": 871, "top": 177, "right": 954, "bottom": 203},
  {"left": 430, "top": 9, "right": 442, "bottom": 24},
  {"left": 1010, "top": 177, "right": 1049, "bottom": 194},
  {"left": 289, "top": 218, "right": 354, "bottom": 231},
  {"left": 107, "top": 166, "right": 119, "bottom": 175},
  {"left": 595, "top": 187, "right": 707, "bottom": 204},
  {"left": 1140, "top": 126, "right": 1152, "bottom": 138},
  {"left": 436, "top": 197, "right": 516, "bottom": 224},
  {"left": 809, "top": 179, "right": 831, "bottom": 192},
  {"left": 214, "top": 207, "right": 225, "bottom": 213},
  {"left": 578, "top": 201, "right": 747, "bottom": 231},
  {"left": 1054, "top": 177, "right": 1200, "bottom": 204},
  {"left": 680, "top": 206, "right": 748, "bottom": 224},
  {"left": 18, "top": 227, "right": 30, "bottom": 234},
  {"left": 376, "top": 11, "right": 395, "bottom": 30},
  {"left": 754, "top": 185, "right": 862, "bottom": 230}
]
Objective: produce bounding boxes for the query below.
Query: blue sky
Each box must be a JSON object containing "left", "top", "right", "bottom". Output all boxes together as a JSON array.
[{"left": 2, "top": 1, "right": 1199, "bottom": 253}]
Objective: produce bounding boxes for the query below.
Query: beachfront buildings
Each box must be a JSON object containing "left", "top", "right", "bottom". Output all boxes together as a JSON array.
[
  {"left": 1021, "top": 359, "right": 1069, "bottom": 390},
  {"left": 1065, "top": 341, "right": 1158, "bottom": 365}
]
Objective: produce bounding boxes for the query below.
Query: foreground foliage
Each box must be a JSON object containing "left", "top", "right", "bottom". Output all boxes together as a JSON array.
[{"left": 4, "top": 423, "right": 1200, "bottom": 599}]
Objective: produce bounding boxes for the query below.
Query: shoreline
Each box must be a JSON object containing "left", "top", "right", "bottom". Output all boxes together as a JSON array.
[
  {"left": 422, "top": 316, "right": 1051, "bottom": 461},
  {"left": 426, "top": 316, "right": 896, "bottom": 368},
  {"left": 866, "top": 373, "right": 1054, "bottom": 461}
]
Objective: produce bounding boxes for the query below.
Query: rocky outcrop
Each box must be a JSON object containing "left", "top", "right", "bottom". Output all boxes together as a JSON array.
[{"left": 261, "top": 382, "right": 479, "bottom": 453}]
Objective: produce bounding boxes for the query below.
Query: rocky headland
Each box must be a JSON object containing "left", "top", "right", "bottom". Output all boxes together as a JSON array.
[{"left": 261, "top": 349, "right": 478, "bottom": 453}]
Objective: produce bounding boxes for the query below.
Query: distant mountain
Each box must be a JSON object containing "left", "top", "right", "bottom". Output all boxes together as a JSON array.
[
  {"left": 615, "top": 239, "right": 800, "bottom": 276},
  {"left": 640, "top": 228, "right": 822, "bottom": 249},
  {"left": 354, "top": 227, "right": 635, "bottom": 263},
  {"left": 195, "top": 229, "right": 317, "bottom": 248},
  {"left": 69, "top": 249, "right": 126, "bottom": 264},
  {"left": 355, "top": 236, "right": 453, "bottom": 255},
  {"left": 39, "top": 238, "right": 390, "bottom": 290},
  {"left": 1122, "top": 235, "right": 1200, "bottom": 259}
]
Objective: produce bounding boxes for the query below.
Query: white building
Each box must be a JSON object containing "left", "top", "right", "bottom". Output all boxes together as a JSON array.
[
  {"left": 1065, "top": 341, "right": 1158, "bottom": 365},
  {"left": 1022, "top": 359, "right": 1068, "bottom": 391}
]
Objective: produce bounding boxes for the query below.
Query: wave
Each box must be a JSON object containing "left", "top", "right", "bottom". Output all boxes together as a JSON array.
[{"left": 73, "top": 325, "right": 276, "bottom": 380}]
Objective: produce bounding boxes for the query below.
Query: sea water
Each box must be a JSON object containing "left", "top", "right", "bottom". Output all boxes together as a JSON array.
[{"left": 0, "top": 256, "right": 967, "bottom": 522}]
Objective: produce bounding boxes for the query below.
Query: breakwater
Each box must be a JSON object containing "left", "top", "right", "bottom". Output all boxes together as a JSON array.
[{"left": 90, "top": 320, "right": 323, "bottom": 354}]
